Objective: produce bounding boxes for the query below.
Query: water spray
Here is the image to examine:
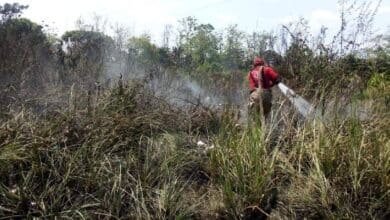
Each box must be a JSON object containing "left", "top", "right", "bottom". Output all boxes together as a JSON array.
[{"left": 277, "top": 83, "right": 316, "bottom": 118}]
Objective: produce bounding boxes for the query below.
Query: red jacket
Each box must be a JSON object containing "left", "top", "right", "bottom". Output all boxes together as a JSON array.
[{"left": 248, "top": 66, "right": 280, "bottom": 92}]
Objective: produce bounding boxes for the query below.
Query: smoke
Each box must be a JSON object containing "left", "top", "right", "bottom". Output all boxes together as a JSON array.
[
  {"left": 102, "top": 52, "right": 227, "bottom": 108},
  {"left": 56, "top": 30, "right": 244, "bottom": 111},
  {"left": 148, "top": 72, "right": 225, "bottom": 108},
  {"left": 56, "top": 35, "right": 247, "bottom": 116}
]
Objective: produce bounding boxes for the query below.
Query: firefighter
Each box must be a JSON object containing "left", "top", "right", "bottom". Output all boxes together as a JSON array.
[{"left": 248, "top": 57, "right": 281, "bottom": 120}]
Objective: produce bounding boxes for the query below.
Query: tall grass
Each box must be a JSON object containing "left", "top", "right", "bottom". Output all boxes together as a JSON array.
[
  {"left": 0, "top": 81, "right": 217, "bottom": 219},
  {"left": 0, "top": 80, "right": 389, "bottom": 219},
  {"left": 208, "top": 93, "right": 389, "bottom": 219},
  {"left": 209, "top": 118, "right": 280, "bottom": 219},
  {"left": 278, "top": 114, "right": 389, "bottom": 219}
]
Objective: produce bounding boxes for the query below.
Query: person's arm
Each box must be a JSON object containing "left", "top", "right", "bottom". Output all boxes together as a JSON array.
[
  {"left": 266, "top": 67, "right": 281, "bottom": 86},
  {"left": 248, "top": 72, "right": 257, "bottom": 93}
]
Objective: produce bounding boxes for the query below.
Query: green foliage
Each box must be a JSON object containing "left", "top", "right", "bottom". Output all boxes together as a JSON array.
[
  {"left": 59, "top": 30, "right": 115, "bottom": 85},
  {"left": 245, "top": 31, "right": 280, "bottom": 71},
  {"left": 282, "top": 115, "right": 389, "bottom": 219},
  {"left": 368, "top": 72, "right": 389, "bottom": 89},
  {"left": 177, "top": 17, "right": 222, "bottom": 73},
  {"left": 284, "top": 41, "right": 314, "bottom": 79},
  {"left": 0, "top": 2, "right": 28, "bottom": 21},
  {"left": 128, "top": 34, "right": 159, "bottom": 69},
  {"left": 0, "top": 5, "right": 51, "bottom": 112},
  {"left": 222, "top": 25, "right": 245, "bottom": 70},
  {"left": 190, "top": 24, "right": 221, "bottom": 71},
  {"left": 0, "top": 18, "right": 47, "bottom": 46},
  {"left": 370, "top": 35, "right": 390, "bottom": 75},
  {"left": 0, "top": 17, "right": 49, "bottom": 94},
  {"left": 364, "top": 72, "right": 390, "bottom": 106},
  {"left": 210, "top": 118, "right": 279, "bottom": 218}
]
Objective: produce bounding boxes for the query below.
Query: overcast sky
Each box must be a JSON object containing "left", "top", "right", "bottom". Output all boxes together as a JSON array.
[{"left": 7, "top": 0, "right": 390, "bottom": 44}]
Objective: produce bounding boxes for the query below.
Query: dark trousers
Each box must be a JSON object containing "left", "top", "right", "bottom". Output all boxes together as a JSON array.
[{"left": 249, "top": 88, "right": 272, "bottom": 122}]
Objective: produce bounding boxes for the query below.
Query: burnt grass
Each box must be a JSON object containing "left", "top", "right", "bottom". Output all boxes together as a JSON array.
[
  {"left": 0, "top": 79, "right": 389, "bottom": 219},
  {"left": 0, "top": 80, "right": 225, "bottom": 218}
]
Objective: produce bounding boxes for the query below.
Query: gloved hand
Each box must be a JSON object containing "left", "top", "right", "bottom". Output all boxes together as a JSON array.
[{"left": 275, "top": 77, "right": 281, "bottom": 84}]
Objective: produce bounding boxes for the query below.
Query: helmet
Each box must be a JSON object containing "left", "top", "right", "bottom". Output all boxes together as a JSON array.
[{"left": 253, "top": 57, "right": 265, "bottom": 66}]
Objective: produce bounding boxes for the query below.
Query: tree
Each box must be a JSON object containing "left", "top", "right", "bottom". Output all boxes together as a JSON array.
[
  {"left": 222, "top": 24, "right": 245, "bottom": 70},
  {"left": 0, "top": 3, "right": 51, "bottom": 109},
  {"left": 177, "top": 16, "right": 198, "bottom": 50},
  {"left": 109, "top": 23, "right": 131, "bottom": 77},
  {"left": 246, "top": 31, "right": 276, "bottom": 57},
  {"left": 176, "top": 17, "right": 222, "bottom": 73},
  {"left": 0, "top": 3, "right": 28, "bottom": 22},
  {"left": 127, "top": 34, "right": 159, "bottom": 73},
  {"left": 0, "top": 18, "right": 49, "bottom": 88},
  {"left": 161, "top": 24, "right": 173, "bottom": 48},
  {"left": 60, "top": 30, "right": 115, "bottom": 85},
  {"left": 334, "top": 0, "right": 382, "bottom": 55},
  {"left": 370, "top": 35, "right": 390, "bottom": 75},
  {"left": 190, "top": 24, "right": 221, "bottom": 72}
]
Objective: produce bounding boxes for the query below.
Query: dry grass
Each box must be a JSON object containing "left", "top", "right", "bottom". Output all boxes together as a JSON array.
[{"left": 0, "top": 79, "right": 389, "bottom": 219}]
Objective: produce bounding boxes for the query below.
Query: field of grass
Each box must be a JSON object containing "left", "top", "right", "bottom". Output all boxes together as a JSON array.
[
  {"left": 1, "top": 1, "right": 389, "bottom": 218},
  {"left": 0, "top": 78, "right": 388, "bottom": 219}
]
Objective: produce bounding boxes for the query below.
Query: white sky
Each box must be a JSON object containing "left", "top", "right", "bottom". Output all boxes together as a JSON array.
[{"left": 5, "top": 0, "right": 390, "bottom": 44}]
